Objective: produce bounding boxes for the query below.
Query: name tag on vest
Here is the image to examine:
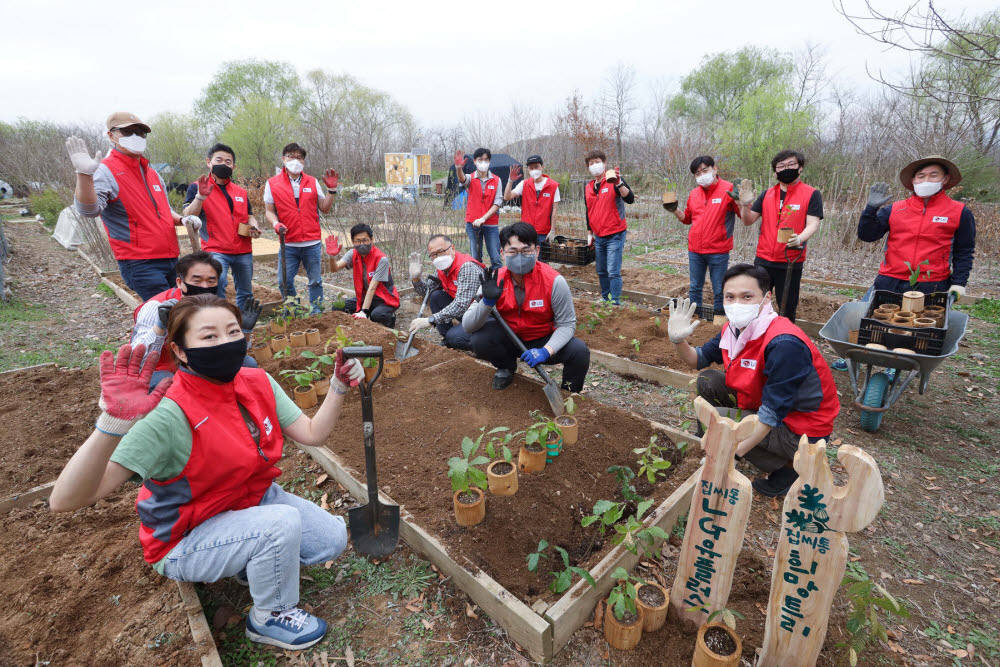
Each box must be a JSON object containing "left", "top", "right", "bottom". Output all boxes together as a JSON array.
[
  {"left": 152, "top": 185, "right": 161, "bottom": 192},
  {"left": 235, "top": 196, "right": 244, "bottom": 202},
  {"left": 543, "top": 193, "right": 551, "bottom": 198},
  {"left": 263, "top": 416, "right": 273, "bottom": 435},
  {"left": 932, "top": 216, "right": 950, "bottom": 223},
  {"left": 740, "top": 359, "right": 757, "bottom": 369},
  {"left": 528, "top": 299, "right": 544, "bottom": 308},
  {"left": 788, "top": 204, "right": 800, "bottom": 211},
  {"left": 487, "top": 185, "right": 495, "bottom": 190},
  {"left": 303, "top": 188, "right": 313, "bottom": 193},
  {"left": 711, "top": 198, "right": 722, "bottom": 204},
  {"left": 601, "top": 188, "right": 609, "bottom": 193}
]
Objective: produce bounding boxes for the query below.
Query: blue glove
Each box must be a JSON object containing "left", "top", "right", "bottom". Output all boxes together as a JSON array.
[{"left": 520, "top": 347, "right": 550, "bottom": 367}]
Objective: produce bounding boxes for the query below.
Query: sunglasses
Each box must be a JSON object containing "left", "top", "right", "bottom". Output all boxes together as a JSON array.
[{"left": 116, "top": 127, "right": 148, "bottom": 138}]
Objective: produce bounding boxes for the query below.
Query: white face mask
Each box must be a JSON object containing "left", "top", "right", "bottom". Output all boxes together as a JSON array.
[
  {"left": 723, "top": 300, "right": 763, "bottom": 329},
  {"left": 432, "top": 254, "right": 454, "bottom": 271},
  {"left": 913, "top": 180, "right": 942, "bottom": 197},
  {"left": 529, "top": 169, "right": 542, "bottom": 180},
  {"left": 475, "top": 160, "right": 490, "bottom": 173},
  {"left": 284, "top": 159, "right": 304, "bottom": 175},
  {"left": 118, "top": 134, "right": 146, "bottom": 154},
  {"left": 589, "top": 162, "right": 605, "bottom": 177},
  {"left": 695, "top": 172, "right": 715, "bottom": 187}
]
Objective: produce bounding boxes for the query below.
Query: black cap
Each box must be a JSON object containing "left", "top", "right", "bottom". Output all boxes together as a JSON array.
[{"left": 525, "top": 154, "right": 543, "bottom": 166}]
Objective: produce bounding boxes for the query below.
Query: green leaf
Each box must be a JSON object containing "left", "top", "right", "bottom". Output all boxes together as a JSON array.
[
  {"left": 300, "top": 350, "right": 318, "bottom": 359},
  {"left": 527, "top": 553, "right": 540, "bottom": 571},
  {"left": 468, "top": 468, "right": 488, "bottom": 490},
  {"left": 581, "top": 516, "right": 599, "bottom": 527},
  {"left": 613, "top": 596, "right": 625, "bottom": 620},
  {"left": 470, "top": 456, "right": 490, "bottom": 466},
  {"left": 461, "top": 436, "right": 476, "bottom": 460},
  {"left": 593, "top": 500, "right": 616, "bottom": 515},
  {"left": 487, "top": 426, "right": 509, "bottom": 435},
  {"left": 525, "top": 431, "right": 539, "bottom": 446},
  {"left": 611, "top": 567, "right": 629, "bottom": 580},
  {"left": 551, "top": 569, "right": 573, "bottom": 593},
  {"left": 571, "top": 567, "right": 597, "bottom": 589},
  {"left": 642, "top": 526, "right": 670, "bottom": 541},
  {"left": 554, "top": 546, "right": 570, "bottom": 568},
  {"left": 537, "top": 539, "right": 548, "bottom": 552},
  {"left": 637, "top": 498, "right": 655, "bottom": 519},
  {"left": 502, "top": 446, "right": 512, "bottom": 463}
]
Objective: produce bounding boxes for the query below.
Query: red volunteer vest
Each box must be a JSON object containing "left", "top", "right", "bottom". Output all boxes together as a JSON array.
[
  {"left": 200, "top": 181, "right": 252, "bottom": 254},
  {"left": 519, "top": 176, "right": 559, "bottom": 236},
  {"left": 100, "top": 149, "right": 180, "bottom": 261},
  {"left": 267, "top": 171, "right": 321, "bottom": 242},
  {"left": 351, "top": 246, "right": 400, "bottom": 309},
  {"left": 879, "top": 191, "right": 965, "bottom": 283},
  {"left": 685, "top": 179, "right": 737, "bottom": 254},
  {"left": 132, "top": 287, "right": 183, "bottom": 373},
  {"left": 721, "top": 317, "right": 839, "bottom": 437},
  {"left": 464, "top": 174, "right": 501, "bottom": 225},
  {"left": 496, "top": 261, "right": 559, "bottom": 340},
  {"left": 584, "top": 178, "right": 627, "bottom": 237},
  {"left": 135, "top": 368, "right": 284, "bottom": 563},
  {"left": 437, "top": 251, "right": 483, "bottom": 298},
  {"left": 755, "top": 181, "right": 817, "bottom": 263}
]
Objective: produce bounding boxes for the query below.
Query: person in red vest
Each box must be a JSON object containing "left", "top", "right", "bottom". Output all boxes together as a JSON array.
[
  {"left": 130, "top": 251, "right": 263, "bottom": 390},
  {"left": 182, "top": 143, "right": 261, "bottom": 310},
  {"left": 50, "top": 294, "right": 366, "bottom": 650},
  {"left": 667, "top": 264, "right": 840, "bottom": 497},
  {"left": 736, "top": 150, "right": 823, "bottom": 323},
  {"left": 327, "top": 224, "right": 400, "bottom": 328},
  {"left": 583, "top": 150, "right": 634, "bottom": 304},
  {"left": 463, "top": 222, "right": 591, "bottom": 391},
  {"left": 67, "top": 112, "right": 201, "bottom": 300},
  {"left": 263, "top": 142, "right": 339, "bottom": 314},
  {"left": 406, "top": 234, "right": 484, "bottom": 350},
  {"left": 503, "top": 154, "right": 561, "bottom": 244},
  {"left": 454, "top": 147, "right": 503, "bottom": 269},
  {"left": 668, "top": 155, "right": 740, "bottom": 317}
]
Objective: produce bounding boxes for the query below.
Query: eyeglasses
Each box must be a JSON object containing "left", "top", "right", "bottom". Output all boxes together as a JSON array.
[
  {"left": 116, "top": 127, "right": 148, "bottom": 138},
  {"left": 775, "top": 161, "right": 799, "bottom": 170},
  {"left": 353, "top": 241, "right": 372, "bottom": 247},
  {"left": 503, "top": 247, "right": 536, "bottom": 257},
  {"left": 429, "top": 244, "right": 453, "bottom": 259}
]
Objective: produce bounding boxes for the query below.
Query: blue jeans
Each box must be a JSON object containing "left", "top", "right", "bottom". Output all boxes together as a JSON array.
[
  {"left": 278, "top": 243, "right": 324, "bottom": 313},
  {"left": 688, "top": 251, "right": 729, "bottom": 314},
  {"left": 117, "top": 258, "right": 178, "bottom": 301},
  {"left": 594, "top": 230, "right": 627, "bottom": 303},
  {"left": 211, "top": 252, "right": 254, "bottom": 310},
  {"left": 466, "top": 223, "right": 502, "bottom": 269},
  {"left": 161, "top": 483, "right": 347, "bottom": 612}
]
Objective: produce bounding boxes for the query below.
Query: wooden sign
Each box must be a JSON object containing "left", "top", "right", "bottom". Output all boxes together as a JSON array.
[
  {"left": 670, "top": 397, "right": 757, "bottom": 621},
  {"left": 757, "top": 438, "right": 883, "bottom": 667}
]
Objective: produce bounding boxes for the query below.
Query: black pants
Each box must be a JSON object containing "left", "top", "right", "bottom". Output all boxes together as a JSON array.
[
  {"left": 871, "top": 275, "right": 952, "bottom": 295},
  {"left": 469, "top": 320, "right": 590, "bottom": 393},
  {"left": 755, "top": 256, "right": 803, "bottom": 323},
  {"left": 341, "top": 297, "right": 397, "bottom": 328},
  {"left": 427, "top": 290, "right": 473, "bottom": 350}
]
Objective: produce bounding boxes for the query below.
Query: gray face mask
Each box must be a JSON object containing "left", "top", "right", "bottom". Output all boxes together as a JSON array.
[
  {"left": 505, "top": 253, "right": 536, "bottom": 274},
  {"left": 356, "top": 243, "right": 372, "bottom": 256}
]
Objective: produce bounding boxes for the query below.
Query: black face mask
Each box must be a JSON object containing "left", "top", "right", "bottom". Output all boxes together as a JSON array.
[
  {"left": 211, "top": 164, "right": 233, "bottom": 180},
  {"left": 182, "top": 338, "right": 247, "bottom": 383},
  {"left": 182, "top": 282, "right": 217, "bottom": 296},
  {"left": 776, "top": 168, "right": 800, "bottom": 184}
]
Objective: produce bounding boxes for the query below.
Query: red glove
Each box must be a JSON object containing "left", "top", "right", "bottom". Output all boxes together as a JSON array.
[
  {"left": 95, "top": 344, "right": 171, "bottom": 435},
  {"left": 196, "top": 174, "right": 213, "bottom": 198},
  {"left": 333, "top": 348, "right": 365, "bottom": 393},
  {"left": 325, "top": 234, "right": 342, "bottom": 255},
  {"left": 273, "top": 222, "right": 287, "bottom": 236},
  {"left": 454, "top": 149, "right": 466, "bottom": 168},
  {"left": 509, "top": 164, "right": 522, "bottom": 183},
  {"left": 323, "top": 168, "right": 339, "bottom": 190}
]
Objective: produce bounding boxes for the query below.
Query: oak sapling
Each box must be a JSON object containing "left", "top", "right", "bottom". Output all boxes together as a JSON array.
[
  {"left": 526, "top": 539, "right": 597, "bottom": 594},
  {"left": 634, "top": 434, "right": 672, "bottom": 484},
  {"left": 607, "top": 567, "right": 644, "bottom": 621},
  {"left": 612, "top": 498, "right": 670, "bottom": 559},
  {"left": 448, "top": 435, "right": 490, "bottom": 495}
]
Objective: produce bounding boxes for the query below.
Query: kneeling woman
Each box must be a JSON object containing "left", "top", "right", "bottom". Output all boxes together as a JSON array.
[{"left": 50, "top": 294, "right": 365, "bottom": 650}]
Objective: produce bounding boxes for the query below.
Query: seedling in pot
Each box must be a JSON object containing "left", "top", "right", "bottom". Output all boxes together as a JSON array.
[
  {"left": 448, "top": 434, "right": 490, "bottom": 526},
  {"left": 634, "top": 434, "right": 672, "bottom": 484},
  {"left": 903, "top": 259, "right": 931, "bottom": 287},
  {"left": 526, "top": 539, "right": 597, "bottom": 594},
  {"left": 279, "top": 368, "right": 322, "bottom": 389},
  {"left": 607, "top": 567, "right": 644, "bottom": 621},
  {"left": 527, "top": 410, "right": 563, "bottom": 461}
]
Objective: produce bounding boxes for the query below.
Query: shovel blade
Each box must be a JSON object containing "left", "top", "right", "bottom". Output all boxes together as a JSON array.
[
  {"left": 348, "top": 502, "right": 401, "bottom": 558},
  {"left": 543, "top": 383, "right": 565, "bottom": 417},
  {"left": 394, "top": 340, "right": 420, "bottom": 360}
]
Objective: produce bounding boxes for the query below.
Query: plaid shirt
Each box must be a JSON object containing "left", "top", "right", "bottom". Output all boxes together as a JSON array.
[{"left": 414, "top": 261, "right": 484, "bottom": 324}]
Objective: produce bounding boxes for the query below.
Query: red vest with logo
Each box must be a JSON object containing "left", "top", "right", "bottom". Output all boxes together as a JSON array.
[
  {"left": 584, "top": 178, "right": 628, "bottom": 237},
  {"left": 351, "top": 246, "right": 400, "bottom": 309},
  {"left": 685, "top": 179, "right": 737, "bottom": 254},
  {"left": 135, "top": 368, "right": 284, "bottom": 563},
  {"left": 520, "top": 176, "right": 559, "bottom": 236},
  {"left": 437, "top": 251, "right": 484, "bottom": 298},
  {"left": 879, "top": 192, "right": 965, "bottom": 282},
  {"left": 100, "top": 149, "right": 180, "bottom": 261},
  {"left": 132, "top": 287, "right": 183, "bottom": 373},
  {"left": 267, "top": 172, "right": 321, "bottom": 242},
  {"left": 464, "top": 174, "right": 501, "bottom": 225},
  {"left": 200, "top": 181, "right": 252, "bottom": 254},
  {"left": 755, "top": 181, "right": 817, "bottom": 263},
  {"left": 496, "top": 261, "right": 559, "bottom": 340},
  {"left": 721, "top": 317, "right": 839, "bottom": 437}
]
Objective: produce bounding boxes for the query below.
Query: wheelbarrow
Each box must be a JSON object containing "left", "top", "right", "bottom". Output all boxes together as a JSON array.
[{"left": 819, "top": 300, "right": 968, "bottom": 432}]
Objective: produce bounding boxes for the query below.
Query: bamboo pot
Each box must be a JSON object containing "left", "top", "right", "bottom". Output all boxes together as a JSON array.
[
  {"left": 270, "top": 320, "right": 287, "bottom": 335},
  {"left": 237, "top": 223, "right": 251, "bottom": 237},
  {"left": 913, "top": 317, "right": 936, "bottom": 328},
  {"left": 777, "top": 226, "right": 795, "bottom": 244},
  {"left": 290, "top": 331, "right": 307, "bottom": 347},
  {"left": 635, "top": 583, "right": 669, "bottom": 632},
  {"left": 453, "top": 488, "right": 485, "bottom": 527},
  {"left": 847, "top": 330, "right": 859, "bottom": 344},
  {"left": 314, "top": 377, "right": 330, "bottom": 396},
  {"left": 293, "top": 384, "right": 317, "bottom": 409},
  {"left": 603, "top": 603, "right": 644, "bottom": 651},
  {"left": 901, "top": 291, "right": 925, "bottom": 313},
  {"left": 270, "top": 334, "right": 289, "bottom": 353},
  {"left": 486, "top": 460, "right": 518, "bottom": 496},
  {"left": 556, "top": 415, "right": 578, "bottom": 446},
  {"left": 252, "top": 342, "right": 273, "bottom": 362},
  {"left": 305, "top": 328, "right": 321, "bottom": 345},
  {"left": 692, "top": 623, "right": 742, "bottom": 667},
  {"left": 364, "top": 365, "right": 378, "bottom": 383},
  {"left": 873, "top": 310, "right": 893, "bottom": 321},
  {"left": 880, "top": 303, "right": 901, "bottom": 313},
  {"left": 383, "top": 359, "right": 401, "bottom": 378},
  {"left": 518, "top": 443, "right": 547, "bottom": 473}
]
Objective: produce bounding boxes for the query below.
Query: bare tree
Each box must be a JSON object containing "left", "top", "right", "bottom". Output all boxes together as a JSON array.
[{"left": 602, "top": 63, "right": 638, "bottom": 165}]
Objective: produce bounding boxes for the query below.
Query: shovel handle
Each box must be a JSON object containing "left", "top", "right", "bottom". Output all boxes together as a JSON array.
[{"left": 342, "top": 345, "right": 383, "bottom": 397}]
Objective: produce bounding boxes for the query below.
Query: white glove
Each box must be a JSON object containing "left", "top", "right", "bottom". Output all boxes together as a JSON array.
[
  {"left": 409, "top": 317, "right": 431, "bottom": 334},
  {"left": 950, "top": 285, "right": 966, "bottom": 301},
  {"left": 353, "top": 311, "right": 368, "bottom": 319},
  {"left": 472, "top": 217, "right": 484, "bottom": 228},
  {"left": 667, "top": 297, "right": 701, "bottom": 344},
  {"left": 332, "top": 358, "right": 366, "bottom": 394},
  {"left": 66, "top": 136, "right": 102, "bottom": 176},
  {"left": 181, "top": 215, "right": 202, "bottom": 231},
  {"left": 408, "top": 251, "right": 423, "bottom": 280},
  {"left": 786, "top": 233, "right": 802, "bottom": 248}
]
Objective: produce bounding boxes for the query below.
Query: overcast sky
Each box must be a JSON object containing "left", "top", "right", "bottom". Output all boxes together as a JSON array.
[{"left": 1, "top": 0, "right": 995, "bottom": 131}]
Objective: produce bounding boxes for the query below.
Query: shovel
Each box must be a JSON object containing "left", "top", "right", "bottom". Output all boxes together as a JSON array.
[
  {"left": 490, "top": 307, "right": 565, "bottom": 417},
  {"left": 277, "top": 228, "right": 288, "bottom": 301},
  {"left": 343, "top": 345, "right": 400, "bottom": 558},
  {"left": 395, "top": 280, "right": 434, "bottom": 361},
  {"left": 780, "top": 244, "right": 805, "bottom": 318}
]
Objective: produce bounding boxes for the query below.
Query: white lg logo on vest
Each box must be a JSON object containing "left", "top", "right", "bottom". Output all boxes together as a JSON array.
[
  {"left": 263, "top": 417, "right": 273, "bottom": 436},
  {"left": 740, "top": 359, "right": 757, "bottom": 369},
  {"left": 932, "top": 216, "right": 950, "bottom": 223},
  {"left": 711, "top": 198, "right": 722, "bottom": 204},
  {"left": 235, "top": 196, "right": 244, "bottom": 202},
  {"left": 543, "top": 193, "right": 551, "bottom": 198},
  {"left": 152, "top": 185, "right": 161, "bottom": 192},
  {"left": 528, "top": 299, "right": 544, "bottom": 308},
  {"left": 788, "top": 204, "right": 800, "bottom": 211},
  {"left": 303, "top": 188, "right": 313, "bottom": 193}
]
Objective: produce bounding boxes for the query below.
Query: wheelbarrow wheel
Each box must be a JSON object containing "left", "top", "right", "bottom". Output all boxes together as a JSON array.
[{"left": 860, "top": 372, "right": 890, "bottom": 432}]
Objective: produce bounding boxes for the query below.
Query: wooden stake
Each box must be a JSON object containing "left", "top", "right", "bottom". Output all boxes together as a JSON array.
[
  {"left": 670, "top": 397, "right": 757, "bottom": 621},
  {"left": 757, "top": 438, "right": 883, "bottom": 667}
]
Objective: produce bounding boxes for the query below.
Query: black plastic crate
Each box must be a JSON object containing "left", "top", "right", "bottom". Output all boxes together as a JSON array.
[
  {"left": 540, "top": 237, "right": 595, "bottom": 266},
  {"left": 857, "top": 290, "right": 950, "bottom": 355},
  {"left": 655, "top": 298, "right": 716, "bottom": 321}
]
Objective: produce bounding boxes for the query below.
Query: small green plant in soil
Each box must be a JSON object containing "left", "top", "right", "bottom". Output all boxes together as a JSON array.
[
  {"left": 838, "top": 563, "right": 910, "bottom": 666},
  {"left": 482, "top": 426, "right": 519, "bottom": 465},
  {"left": 525, "top": 539, "right": 597, "bottom": 594},
  {"left": 279, "top": 368, "right": 322, "bottom": 388},
  {"left": 607, "top": 567, "right": 644, "bottom": 621},
  {"left": 903, "top": 259, "right": 931, "bottom": 287},
  {"left": 331, "top": 293, "right": 347, "bottom": 311},
  {"left": 612, "top": 498, "right": 670, "bottom": 559},
  {"left": 687, "top": 604, "right": 745, "bottom": 630},
  {"left": 584, "top": 298, "right": 617, "bottom": 332},
  {"left": 564, "top": 395, "right": 576, "bottom": 415},
  {"left": 282, "top": 295, "right": 311, "bottom": 320},
  {"left": 607, "top": 465, "right": 643, "bottom": 503},
  {"left": 630, "top": 338, "right": 641, "bottom": 353},
  {"left": 526, "top": 410, "right": 562, "bottom": 448},
  {"left": 447, "top": 433, "right": 490, "bottom": 494},
  {"left": 634, "top": 434, "right": 673, "bottom": 484},
  {"left": 273, "top": 345, "right": 292, "bottom": 359},
  {"left": 300, "top": 350, "right": 334, "bottom": 378}
]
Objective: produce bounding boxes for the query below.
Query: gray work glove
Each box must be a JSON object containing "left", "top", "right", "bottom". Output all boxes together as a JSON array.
[{"left": 867, "top": 182, "right": 891, "bottom": 209}]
